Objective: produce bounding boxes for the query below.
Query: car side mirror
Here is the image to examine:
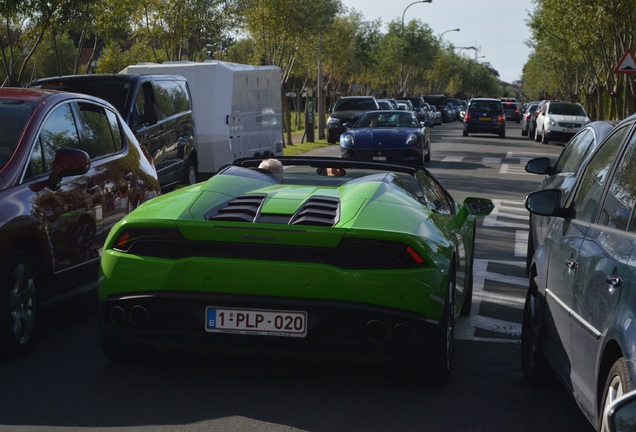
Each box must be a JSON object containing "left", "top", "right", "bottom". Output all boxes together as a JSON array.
[
  {"left": 525, "top": 157, "right": 553, "bottom": 175},
  {"left": 463, "top": 197, "right": 495, "bottom": 216},
  {"left": 604, "top": 390, "right": 636, "bottom": 432},
  {"left": 525, "top": 189, "right": 562, "bottom": 216},
  {"left": 48, "top": 148, "right": 91, "bottom": 191}
]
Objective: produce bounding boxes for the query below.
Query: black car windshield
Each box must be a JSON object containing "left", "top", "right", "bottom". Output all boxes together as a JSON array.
[
  {"left": 0, "top": 100, "right": 34, "bottom": 170},
  {"left": 33, "top": 79, "right": 132, "bottom": 117},
  {"left": 469, "top": 101, "right": 502, "bottom": 113},
  {"left": 334, "top": 99, "right": 377, "bottom": 111},
  {"left": 355, "top": 112, "right": 419, "bottom": 128},
  {"left": 549, "top": 103, "right": 586, "bottom": 116}
]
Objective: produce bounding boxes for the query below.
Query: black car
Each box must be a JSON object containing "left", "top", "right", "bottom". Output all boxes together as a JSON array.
[
  {"left": 31, "top": 74, "right": 198, "bottom": 192},
  {"left": 0, "top": 88, "right": 161, "bottom": 359},
  {"left": 500, "top": 99, "right": 521, "bottom": 123},
  {"left": 326, "top": 96, "right": 380, "bottom": 144},
  {"left": 462, "top": 98, "right": 506, "bottom": 138},
  {"left": 522, "top": 112, "right": 636, "bottom": 430}
]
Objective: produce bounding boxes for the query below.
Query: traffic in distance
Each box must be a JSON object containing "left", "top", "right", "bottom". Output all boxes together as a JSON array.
[{"left": 2, "top": 77, "right": 633, "bottom": 431}]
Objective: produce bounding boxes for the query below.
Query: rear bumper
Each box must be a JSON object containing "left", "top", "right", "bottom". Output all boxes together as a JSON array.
[{"left": 98, "top": 292, "right": 442, "bottom": 363}]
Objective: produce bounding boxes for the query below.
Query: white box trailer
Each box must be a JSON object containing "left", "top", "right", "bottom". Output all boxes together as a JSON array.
[{"left": 120, "top": 61, "right": 284, "bottom": 177}]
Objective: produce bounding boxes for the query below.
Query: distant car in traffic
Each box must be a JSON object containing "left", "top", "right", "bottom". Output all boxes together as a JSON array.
[
  {"left": 534, "top": 100, "right": 590, "bottom": 144},
  {"left": 0, "top": 88, "right": 160, "bottom": 359},
  {"left": 327, "top": 96, "right": 380, "bottom": 144},
  {"left": 522, "top": 112, "right": 636, "bottom": 431},
  {"left": 340, "top": 110, "right": 431, "bottom": 165},
  {"left": 521, "top": 101, "right": 540, "bottom": 136},
  {"left": 463, "top": 98, "right": 506, "bottom": 138},
  {"left": 500, "top": 99, "right": 521, "bottom": 123}
]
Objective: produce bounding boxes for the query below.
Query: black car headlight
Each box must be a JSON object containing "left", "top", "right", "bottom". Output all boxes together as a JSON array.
[{"left": 327, "top": 117, "right": 340, "bottom": 126}]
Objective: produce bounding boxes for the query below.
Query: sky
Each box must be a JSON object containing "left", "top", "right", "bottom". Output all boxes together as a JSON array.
[{"left": 340, "top": 0, "right": 536, "bottom": 84}]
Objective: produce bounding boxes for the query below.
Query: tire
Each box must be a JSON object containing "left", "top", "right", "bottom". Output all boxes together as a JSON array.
[
  {"left": 183, "top": 158, "right": 198, "bottom": 186},
  {"left": 460, "top": 231, "right": 475, "bottom": 317},
  {"left": 599, "top": 358, "right": 632, "bottom": 431},
  {"left": 499, "top": 130, "right": 506, "bottom": 138},
  {"left": 534, "top": 126, "right": 541, "bottom": 142},
  {"left": 520, "top": 277, "right": 553, "bottom": 386},
  {"left": 428, "top": 268, "right": 456, "bottom": 383},
  {"left": 0, "top": 249, "right": 39, "bottom": 359},
  {"left": 463, "top": 130, "right": 468, "bottom": 137},
  {"left": 424, "top": 145, "right": 431, "bottom": 163},
  {"left": 521, "top": 127, "right": 528, "bottom": 137},
  {"left": 541, "top": 128, "right": 549, "bottom": 144},
  {"left": 528, "top": 126, "right": 535, "bottom": 140},
  {"left": 526, "top": 228, "right": 534, "bottom": 277}
]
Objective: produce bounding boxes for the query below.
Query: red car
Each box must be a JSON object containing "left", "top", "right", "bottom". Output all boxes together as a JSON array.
[{"left": 0, "top": 88, "right": 160, "bottom": 358}]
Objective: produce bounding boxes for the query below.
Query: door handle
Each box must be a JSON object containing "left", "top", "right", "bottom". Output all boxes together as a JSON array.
[
  {"left": 606, "top": 275, "right": 622, "bottom": 288},
  {"left": 565, "top": 259, "right": 576, "bottom": 270}
]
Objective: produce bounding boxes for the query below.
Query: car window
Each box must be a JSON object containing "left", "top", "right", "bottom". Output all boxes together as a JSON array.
[
  {"left": 554, "top": 129, "right": 593, "bottom": 174},
  {"left": 154, "top": 79, "right": 190, "bottom": 119},
  {"left": 29, "top": 103, "right": 80, "bottom": 177},
  {"left": 77, "top": 102, "right": 120, "bottom": 158},
  {"left": 415, "top": 171, "right": 453, "bottom": 214},
  {"left": 549, "top": 103, "right": 586, "bottom": 116},
  {"left": 570, "top": 124, "right": 630, "bottom": 223},
  {"left": 0, "top": 101, "right": 32, "bottom": 170},
  {"left": 599, "top": 132, "right": 636, "bottom": 230}
]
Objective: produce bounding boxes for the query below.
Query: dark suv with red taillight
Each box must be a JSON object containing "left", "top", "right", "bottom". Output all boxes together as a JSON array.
[{"left": 463, "top": 98, "right": 506, "bottom": 138}]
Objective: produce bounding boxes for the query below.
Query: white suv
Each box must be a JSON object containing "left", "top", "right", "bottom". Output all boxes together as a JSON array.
[{"left": 534, "top": 100, "right": 590, "bottom": 144}]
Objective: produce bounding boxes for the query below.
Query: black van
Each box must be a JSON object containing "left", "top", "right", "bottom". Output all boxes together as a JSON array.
[{"left": 30, "top": 74, "right": 198, "bottom": 191}]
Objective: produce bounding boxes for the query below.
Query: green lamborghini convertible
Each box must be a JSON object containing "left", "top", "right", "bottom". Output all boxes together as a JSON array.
[{"left": 98, "top": 157, "right": 493, "bottom": 382}]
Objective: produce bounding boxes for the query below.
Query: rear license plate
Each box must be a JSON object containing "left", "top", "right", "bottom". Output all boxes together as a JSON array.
[
  {"left": 479, "top": 117, "right": 492, "bottom": 121},
  {"left": 205, "top": 307, "right": 307, "bottom": 337}
]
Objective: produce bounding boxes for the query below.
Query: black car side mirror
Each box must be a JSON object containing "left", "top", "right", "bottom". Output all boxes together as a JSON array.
[
  {"left": 525, "top": 157, "right": 553, "bottom": 175},
  {"left": 525, "top": 189, "right": 562, "bottom": 216}
]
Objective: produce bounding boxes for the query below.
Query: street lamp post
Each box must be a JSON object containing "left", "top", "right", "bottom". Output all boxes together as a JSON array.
[
  {"left": 439, "top": 28, "right": 460, "bottom": 42},
  {"left": 400, "top": 0, "right": 432, "bottom": 96}
]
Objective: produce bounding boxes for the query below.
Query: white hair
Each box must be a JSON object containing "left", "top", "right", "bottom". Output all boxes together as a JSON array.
[{"left": 258, "top": 158, "right": 283, "bottom": 182}]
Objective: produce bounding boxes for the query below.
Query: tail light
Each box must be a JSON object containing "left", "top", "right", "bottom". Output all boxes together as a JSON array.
[
  {"left": 497, "top": 114, "right": 505, "bottom": 123},
  {"left": 464, "top": 113, "right": 472, "bottom": 121}
]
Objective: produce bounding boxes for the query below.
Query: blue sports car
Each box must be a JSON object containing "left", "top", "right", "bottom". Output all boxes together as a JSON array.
[{"left": 340, "top": 110, "right": 431, "bottom": 166}]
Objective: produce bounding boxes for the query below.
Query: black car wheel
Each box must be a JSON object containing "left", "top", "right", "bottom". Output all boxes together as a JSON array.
[
  {"left": 184, "top": 157, "right": 199, "bottom": 186},
  {"left": 424, "top": 143, "right": 431, "bottom": 163},
  {"left": 521, "top": 277, "right": 553, "bottom": 385},
  {"left": 499, "top": 130, "right": 506, "bottom": 138},
  {"left": 521, "top": 126, "right": 528, "bottom": 137},
  {"left": 599, "top": 358, "right": 632, "bottom": 431},
  {"left": 0, "top": 249, "right": 39, "bottom": 359},
  {"left": 534, "top": 127, "right": 541, "bottom": 142},
  {"left": 463, "top": 130, "right": 468, "bottom": 137}
]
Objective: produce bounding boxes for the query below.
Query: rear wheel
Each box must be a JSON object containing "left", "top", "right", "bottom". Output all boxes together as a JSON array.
[
  {"left": 0, "top": 249, "right": 39, "bottom": 359},
  {"left": 424, "top": 144, "right": 431, "bottom": 163},
  {"left": 463, "top": 130, "right": 468, "bottom": 137},
  {"left": 499, "top": 130, "right": 506, "bottom": 138},
  {"left": 541, "top": 127, "right": 550, "bottom": 144},
  {"left": 534, "top": 127, "right": 541, "bottom": 142}
]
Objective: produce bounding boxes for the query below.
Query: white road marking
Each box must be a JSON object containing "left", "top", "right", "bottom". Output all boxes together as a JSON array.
[
  {"left": 442, "top": 156, "right": 464, "bottom": 162},
  {"left": 515, "top": 230, "right": 528, "bottom": 257},
  {"left": 455, "top": 259, "right": 525, "bottom": 343}
]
